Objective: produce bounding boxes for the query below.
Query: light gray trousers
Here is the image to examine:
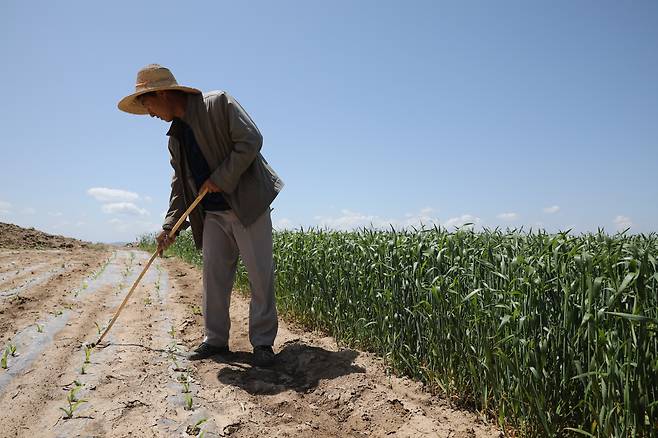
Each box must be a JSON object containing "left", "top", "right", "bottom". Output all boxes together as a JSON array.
[{"left": 201, "top": 206, "right": 277, "bottom": 348}]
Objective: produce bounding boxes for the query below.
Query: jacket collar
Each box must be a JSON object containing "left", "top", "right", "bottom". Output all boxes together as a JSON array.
[
  {"left": 166, "top": 93, "right": 203, "bottom": 137},
  {"left": 182, "top": 92, "right": 202, "bottom": 125},
  {"left": 166, "top": 117, "right": 186, "bottom": 139}
]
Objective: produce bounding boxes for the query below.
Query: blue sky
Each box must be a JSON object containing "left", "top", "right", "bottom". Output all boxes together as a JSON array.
[{"left": 1, "top": 1, "right": 656, "bottom": 243}]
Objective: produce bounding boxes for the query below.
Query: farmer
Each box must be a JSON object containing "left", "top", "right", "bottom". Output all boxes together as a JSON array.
[{"left": 118, "top": 64, "right": 284, "bottom": 367}]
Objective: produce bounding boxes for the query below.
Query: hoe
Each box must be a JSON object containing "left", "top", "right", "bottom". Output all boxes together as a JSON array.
[{"left": 91, "top": 187, "right": 208, "bottom": 348}]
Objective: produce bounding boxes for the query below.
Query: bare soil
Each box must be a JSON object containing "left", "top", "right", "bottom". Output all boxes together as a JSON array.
[
  {"left": 0, "top": 222, "right": 92, "bottom": 250},
  {"left": 0, "top": 225, "right": 501, "bottom": 437}
]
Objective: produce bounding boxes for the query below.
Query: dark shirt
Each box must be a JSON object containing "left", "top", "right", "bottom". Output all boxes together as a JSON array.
[{"left": 168, "top": 118, "right": 231, "bottom": 211}]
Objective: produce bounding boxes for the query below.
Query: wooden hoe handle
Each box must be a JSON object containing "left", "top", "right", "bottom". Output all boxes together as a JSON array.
[{"left": 93, "top": 187, "right": 209, "bottom": 347}]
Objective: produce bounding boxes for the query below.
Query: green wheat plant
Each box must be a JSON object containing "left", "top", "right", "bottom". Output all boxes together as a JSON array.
[{"left": 139, "top": 227, "right": 658, "bottom": 436}]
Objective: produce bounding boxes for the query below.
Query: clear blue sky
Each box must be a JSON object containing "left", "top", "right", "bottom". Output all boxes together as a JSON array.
[{"left": 1, "top": 1, "right": 656, "bottom": 242}]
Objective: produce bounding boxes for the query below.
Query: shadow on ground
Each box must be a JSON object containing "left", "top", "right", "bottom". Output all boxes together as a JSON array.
[{"left": 215, "top": 340, "right": 366, "bottom": 395}]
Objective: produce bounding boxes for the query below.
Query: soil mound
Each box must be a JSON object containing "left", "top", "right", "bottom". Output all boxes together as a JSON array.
[{"left": 0, "top": 222, "right": 90, "bottom": 249}]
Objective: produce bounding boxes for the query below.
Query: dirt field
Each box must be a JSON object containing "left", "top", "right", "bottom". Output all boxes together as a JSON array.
[
  {"left": 0, "top": 227, "right": 500, "bottom": 437},
  {"left": 0, "top": 222, "right": 90, "bottom": 250}
]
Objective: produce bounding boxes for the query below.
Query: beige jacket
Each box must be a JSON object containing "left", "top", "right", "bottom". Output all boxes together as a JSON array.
[{"left": 162, "top": 91, "right": 284, "bottom": 249}]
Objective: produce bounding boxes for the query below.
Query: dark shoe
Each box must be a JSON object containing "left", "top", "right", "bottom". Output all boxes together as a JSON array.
[
  {"left": 188, "top": 342, "right": 230, "bottom": 361},
  {"left": 253, "top": 345, "right": 275, "bottom": 367}
]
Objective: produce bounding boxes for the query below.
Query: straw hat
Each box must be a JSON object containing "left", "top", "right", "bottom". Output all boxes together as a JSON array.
[{"left": 118, "top": 64, "right": 201, "bottom": 115}]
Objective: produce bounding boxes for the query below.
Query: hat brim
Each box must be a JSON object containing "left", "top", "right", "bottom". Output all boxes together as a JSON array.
[{"left": 117, "top": 85, "right": 202, "bottom": 115}]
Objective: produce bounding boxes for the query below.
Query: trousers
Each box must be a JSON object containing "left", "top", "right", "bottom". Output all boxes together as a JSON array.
[{"left": 201, "top": 206, "right": 277, "bottom": 347}]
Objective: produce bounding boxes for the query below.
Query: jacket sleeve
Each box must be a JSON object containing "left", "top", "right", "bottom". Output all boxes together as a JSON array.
[
  {"left": 162, "top": 138, "right": 190, "bottom": 234},
  {"left": 209, "top": 92, "right": 263, "bottom": 193}
]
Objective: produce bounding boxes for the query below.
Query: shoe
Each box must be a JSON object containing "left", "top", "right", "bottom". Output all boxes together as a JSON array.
[
  {"left": 188, "top": 342, "right": 230, "bottom": 361},
  {"left": 253, "top": 345, "right": 275, "bottom": 367}
]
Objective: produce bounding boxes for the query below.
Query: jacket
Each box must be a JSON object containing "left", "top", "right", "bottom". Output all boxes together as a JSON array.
[{"left": 162, "top": 91, "right": 284, "bottom": 249}]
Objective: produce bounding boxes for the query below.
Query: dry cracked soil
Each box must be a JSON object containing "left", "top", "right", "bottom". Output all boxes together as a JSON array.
[{"left": 0, "top": 229, "right": 501, "bottom": 437}]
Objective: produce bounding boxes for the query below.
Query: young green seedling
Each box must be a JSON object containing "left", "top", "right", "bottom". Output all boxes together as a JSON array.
[
  {"left": 67, "top": 384, "right": 82, "bottom": 402},
  {"left": 94, "top": 322, "right": 102, "bottom": 336},
  {"left": 8, "top": 343, "right": 17, "bottom": 357},
  {"left": 170, "top": 356, "right": 185, "bottom": 372},
  {"left": 121, "top": 253, "right": 135, "bottom": 278},
  {"left": 35, "top": 323, "right": 44, "bottom": 333},
  {"left": 60, "top": 385, "right": 87, "bottom": 419},
  {"left": 184, "top": 393, "right": 193, "bottom": 411},
  {"left": 1, "top": 348, "right": 8, "bottom": 369},
  {"left": 84, "top": 345, "right": 91, "bottom": 364},
  {"left": 187, "top": 418, "right": 207, "bottom": 436},
  {"left": 178, "top": 373, "right": 191, "bottom": 393},
  {"left": 154, "top": 273, "right": 163, "bottom": 298},
  {"left": 93, "top": 253, "right": 113, "bottom": 280}
]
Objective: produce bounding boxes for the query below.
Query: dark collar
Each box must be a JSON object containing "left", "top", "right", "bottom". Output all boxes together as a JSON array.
[{"left": 166, "top": 117, "right": 186, "bottom": 139}]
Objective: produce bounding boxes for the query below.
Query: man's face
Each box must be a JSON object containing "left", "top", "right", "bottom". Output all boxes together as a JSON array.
[{"left": 140, "top": 92, "right": 175, "bottom": 122}]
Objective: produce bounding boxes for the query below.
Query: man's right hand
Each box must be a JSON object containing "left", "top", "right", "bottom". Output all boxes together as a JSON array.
[{"left": 156, "top": 230, "right": 176, "bottom": 257}]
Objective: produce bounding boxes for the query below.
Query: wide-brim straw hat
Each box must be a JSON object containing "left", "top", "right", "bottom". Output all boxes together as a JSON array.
[{"left": 118, "top": 64, "right": 201, "bottom": 115}]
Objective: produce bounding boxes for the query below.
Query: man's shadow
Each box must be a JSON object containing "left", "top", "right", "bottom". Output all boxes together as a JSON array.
[{"left": 214, "top": 340, "right": 365, "bottom": 395}]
